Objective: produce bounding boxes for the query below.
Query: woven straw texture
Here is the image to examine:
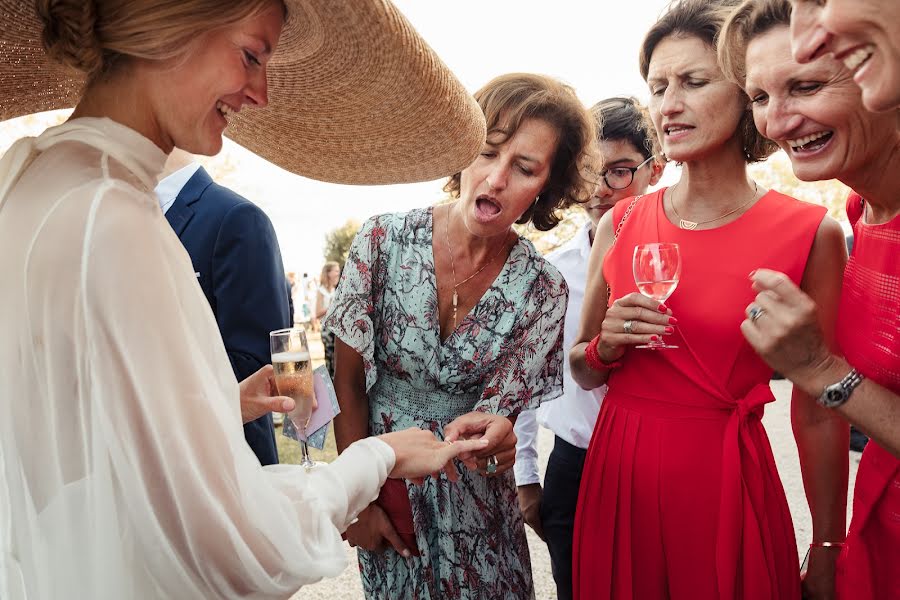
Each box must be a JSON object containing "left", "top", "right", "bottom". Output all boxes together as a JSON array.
[{"left": 0, "top": 0, "right": 487, "bottom": 185}]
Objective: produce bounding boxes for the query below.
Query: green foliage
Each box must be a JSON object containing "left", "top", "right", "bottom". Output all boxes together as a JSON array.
[{"left": 323, "top": 219, "right": 362, "bottom": 268}]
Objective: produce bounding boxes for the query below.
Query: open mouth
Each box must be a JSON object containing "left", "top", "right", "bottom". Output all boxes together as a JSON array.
[
  {"left": 842, "top": 45, "right": 874, "bottom": 73},
  {"left": 475, "top": 195, "right": 502, "bottom": 221},
  {"left": 664, "top": 125, "right": 694, "bottom": 137},
  {"left": 787, "top": 131, "right": 833, "bottom": 154},
  {"left": 216, "top": 100, "right": 237, "bottom": 122}
]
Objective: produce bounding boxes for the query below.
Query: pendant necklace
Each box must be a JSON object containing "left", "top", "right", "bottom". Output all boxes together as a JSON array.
[
  {"left": 444, "top": 203, "right": 512, "bottom": 329},
  {"left": 671, "top": 181, "right": 759, "bottom": 230}
]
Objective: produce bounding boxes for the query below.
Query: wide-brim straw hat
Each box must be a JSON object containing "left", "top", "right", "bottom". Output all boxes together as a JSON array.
[{"left": 0, "top": 0, "right": 486, "bottom": 185}]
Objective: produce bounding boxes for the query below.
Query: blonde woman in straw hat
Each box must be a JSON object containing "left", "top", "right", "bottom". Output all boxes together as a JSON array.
[
  {"left": 324, "top": 72, "right": 596, "bottom": 599},
  {"left": 0, "top": 1, "right": 497, "bottom": 598}
]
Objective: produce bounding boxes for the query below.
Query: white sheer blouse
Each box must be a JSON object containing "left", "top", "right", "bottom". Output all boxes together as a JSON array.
[{"left": 0, "top": 118, "right": 394, "bottom": 599}]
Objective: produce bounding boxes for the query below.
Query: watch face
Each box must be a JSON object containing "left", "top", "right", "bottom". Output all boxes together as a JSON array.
[{"left": 827, "top": 388, "right": 844, "bottom": 404}]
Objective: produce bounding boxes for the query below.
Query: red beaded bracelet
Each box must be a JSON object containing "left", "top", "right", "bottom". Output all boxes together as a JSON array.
[{"left": 584, "top": 334, "right": 623, "bottom": 371}]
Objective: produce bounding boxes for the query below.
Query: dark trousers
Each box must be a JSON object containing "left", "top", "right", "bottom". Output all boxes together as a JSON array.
[{"left": 540, "top": 435, "right": 587, "bottom": 600}]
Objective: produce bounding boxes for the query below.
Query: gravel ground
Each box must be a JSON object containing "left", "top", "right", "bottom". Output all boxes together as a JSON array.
[{"left": 292, "top": 380, "right": 860, "bottom": 600}]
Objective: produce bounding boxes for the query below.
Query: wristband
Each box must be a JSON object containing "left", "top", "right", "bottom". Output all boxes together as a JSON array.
[
  {"left": 809, "top": 541, "right": 845, "bottom": 549},
  {"left": 585, "top": 334, "right": 622, "bottom": 371}
]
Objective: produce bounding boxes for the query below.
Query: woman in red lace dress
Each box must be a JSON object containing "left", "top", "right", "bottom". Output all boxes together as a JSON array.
[
  {"left": 719, "top": 1, "right": 900, "bottom": 598},
  {"left": 568, "top": 1, "right": 850, "bottom": 599}
]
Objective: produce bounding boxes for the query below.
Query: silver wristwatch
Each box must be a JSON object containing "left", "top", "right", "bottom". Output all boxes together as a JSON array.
[{"left": 817, "top": 368, "right": 865, "bottom": 408}]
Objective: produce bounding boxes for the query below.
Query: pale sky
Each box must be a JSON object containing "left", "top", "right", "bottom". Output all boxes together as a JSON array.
[{"left": 0, "top": 1, "right": 677, "bottom": 275}]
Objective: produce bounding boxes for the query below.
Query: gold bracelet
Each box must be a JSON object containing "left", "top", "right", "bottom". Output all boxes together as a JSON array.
[{"left": 809, "top": 541, "right": 845, "bottom": 549}]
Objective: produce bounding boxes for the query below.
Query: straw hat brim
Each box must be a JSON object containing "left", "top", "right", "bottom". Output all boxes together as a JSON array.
[{"left": 0, "top": 0, "right": 486, "bottom": 185}]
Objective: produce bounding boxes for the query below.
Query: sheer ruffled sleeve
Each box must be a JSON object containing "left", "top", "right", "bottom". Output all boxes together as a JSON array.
[
  {"left": 78, "top": 185, "right": 395, "bottom": 597},
  {"left": 323, "top": 215, "right": 392, "bottom": 392},
  {"left": 477, "top": 261, "right": 568, "bottom": 416}
]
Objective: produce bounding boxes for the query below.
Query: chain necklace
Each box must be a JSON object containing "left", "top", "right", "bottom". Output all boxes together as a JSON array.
[
  {"left": 444, "top": 204, "right": 512, "bottom": 329},
  {"left": 671, "top": 181, "right": 759, "bottom": 230}
]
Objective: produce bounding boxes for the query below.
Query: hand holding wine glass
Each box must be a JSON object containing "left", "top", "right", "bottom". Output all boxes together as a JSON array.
[
  {"left": 632, "top": 242, "right": 681, "bottom": 349},
  {"left": 270, "top": 327, "right": 321, "bottom": 469}
]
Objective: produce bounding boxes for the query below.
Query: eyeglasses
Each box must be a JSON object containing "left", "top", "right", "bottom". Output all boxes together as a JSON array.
[{"left": 589, "top": 155, "right": 657, "bottom": 190}]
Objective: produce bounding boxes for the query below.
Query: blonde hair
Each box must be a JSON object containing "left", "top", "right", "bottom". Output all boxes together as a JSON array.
[
  {"left": 37, "top": 0, "right": 284, "bottom": 83},
  {"left": 718, "top": 0, "right": 793, "bottom": 87},
  {"left": 319, "top": 261, "right": 340, "bottom": 291},
  {"left": 443, "top": 73, "right": 596, "bottom": 232}
]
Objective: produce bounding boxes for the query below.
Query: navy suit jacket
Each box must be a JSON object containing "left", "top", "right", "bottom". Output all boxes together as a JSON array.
[{"left": 165, "top": 166, "right": 290, "bottom": 466}]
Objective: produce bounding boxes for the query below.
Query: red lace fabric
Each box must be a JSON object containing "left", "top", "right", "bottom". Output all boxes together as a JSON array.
[{"left": 835, "top": 193, "right": 900, "bottom": 600}]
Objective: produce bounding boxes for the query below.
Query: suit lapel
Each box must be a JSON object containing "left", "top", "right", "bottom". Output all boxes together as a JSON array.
[{"left": 164, "top": 166, "right": 214, "bottom": 237}]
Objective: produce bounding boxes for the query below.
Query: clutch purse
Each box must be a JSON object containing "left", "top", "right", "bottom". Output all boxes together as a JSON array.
[{"left": 375, "top": 478, "right": 419, "bottom": 555}]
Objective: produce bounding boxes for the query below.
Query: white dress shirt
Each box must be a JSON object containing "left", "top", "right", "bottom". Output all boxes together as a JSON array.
[
  {"left": 155, "top": 161, "right": 202, "bottom": 214},
  {"left": 514, "top": 222, "right": 606, "bottom": 486}
]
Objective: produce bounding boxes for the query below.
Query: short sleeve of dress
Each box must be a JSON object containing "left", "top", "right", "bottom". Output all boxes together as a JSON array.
[
  {"left": 323, "top": 215, "right": 392, "bottom": 392},
  {"left": 476, "top": 261, "right": 568, "bottom": 416}
]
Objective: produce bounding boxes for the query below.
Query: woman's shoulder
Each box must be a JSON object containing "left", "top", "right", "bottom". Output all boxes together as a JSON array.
[
  {"left": 515, "top": 237, "right": 567, "bottom": 291},
  {"left": 763, "top": 189, "right": 828, "bottom": 216}
]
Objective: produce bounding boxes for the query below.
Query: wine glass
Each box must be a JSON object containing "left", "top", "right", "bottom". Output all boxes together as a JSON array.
[
  {"left": 270, "top": 327, "right": 321, "bottom": 469},
  {"left": 632, "top": 242, "right": 681, "bottom": 349}
]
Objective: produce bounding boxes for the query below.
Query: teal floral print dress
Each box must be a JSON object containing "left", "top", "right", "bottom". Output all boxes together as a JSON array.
[{"left": 324, "top": 207, "right": 567, "bottom": 600}]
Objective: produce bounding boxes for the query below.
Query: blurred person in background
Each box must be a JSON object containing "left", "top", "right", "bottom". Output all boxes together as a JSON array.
[{"left": 316, "top": 260, "right": 340, "bottom": 377}]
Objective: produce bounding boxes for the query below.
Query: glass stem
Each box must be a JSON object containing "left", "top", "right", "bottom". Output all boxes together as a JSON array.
[{"left": 300, "top": 441, "right": 313, "bottom": 467}]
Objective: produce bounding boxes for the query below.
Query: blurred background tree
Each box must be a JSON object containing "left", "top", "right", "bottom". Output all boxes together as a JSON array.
[{"left": 323, "top": 219, "right": 362, "bottom": 268}]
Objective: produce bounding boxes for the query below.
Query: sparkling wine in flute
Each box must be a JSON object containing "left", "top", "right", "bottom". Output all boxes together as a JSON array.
[{"left": 272, "top": 350, "right": 315, "bottom": 432}]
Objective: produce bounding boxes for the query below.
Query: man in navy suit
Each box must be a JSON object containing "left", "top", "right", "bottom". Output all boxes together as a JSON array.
[{"left": 156, "top": 152, "right": 291, "bottom": 465}]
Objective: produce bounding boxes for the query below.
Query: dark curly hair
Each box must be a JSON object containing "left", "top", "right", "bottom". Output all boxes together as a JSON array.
[{"left": 442, "top": 73, "right": 596, "bottom": 232}]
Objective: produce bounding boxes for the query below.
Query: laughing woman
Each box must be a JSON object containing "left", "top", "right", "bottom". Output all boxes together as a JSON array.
[
  {"left": 325, "top": 73, "right": 595, "bottom": 599},
  {"left": 720, "top": 1, "right": 900, "bottom": 596}
]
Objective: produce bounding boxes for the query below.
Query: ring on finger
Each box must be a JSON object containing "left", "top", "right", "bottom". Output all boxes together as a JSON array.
[
  {"left": 486, "top": 454, "right": 499, "bottom": 474},
  {"left": 623, "top": 319, "right": 635, "bottom": 334},
  {"left": 748, "top": 306, "right": 765, "bottom": 323}
]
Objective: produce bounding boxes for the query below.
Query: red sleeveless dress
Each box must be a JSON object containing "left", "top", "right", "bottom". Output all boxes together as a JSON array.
[
  {"left": 573, "top": 188, "right": 826, "bottom": 600},
  {"left": 835, "top": 194, "right": 900, "bottom": 600}
]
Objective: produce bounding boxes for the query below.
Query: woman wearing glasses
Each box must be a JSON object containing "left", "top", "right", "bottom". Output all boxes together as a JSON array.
[
  {"left": 513, "top": 96, "right": 663, "bottom": 600},
  {"left": 569, "top": 1, "right": 848, "bottom": 598}
]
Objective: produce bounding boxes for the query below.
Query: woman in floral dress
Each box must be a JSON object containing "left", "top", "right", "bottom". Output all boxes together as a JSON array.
[{"left": 324, "top": 73, "right": 595, "bottom": 599}]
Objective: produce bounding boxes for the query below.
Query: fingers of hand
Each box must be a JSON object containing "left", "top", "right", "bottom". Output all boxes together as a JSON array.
[{"left": 378, "top": 517, "right": 412, "bottom": 557}]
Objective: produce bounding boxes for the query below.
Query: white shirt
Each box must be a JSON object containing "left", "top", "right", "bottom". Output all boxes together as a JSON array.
[
  {"left": 155, "top": 161, "right": 202, "bottom": 214},
  {"left": 0, "top": 118, "right": 395, "bottom": 599},
  {"left": 514, "top": 222, "right": 606, "bottom": 486}
]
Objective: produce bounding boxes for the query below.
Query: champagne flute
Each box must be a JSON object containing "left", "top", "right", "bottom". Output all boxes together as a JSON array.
[
  {"left": 270, "top": 327, "right": 321, "bottom": 469},
  {"left": 632, "top": 242, "right": 681, "bottom": 349}
]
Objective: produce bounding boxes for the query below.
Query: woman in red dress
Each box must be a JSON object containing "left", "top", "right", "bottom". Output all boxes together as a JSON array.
[
  {"left": 569, "top": 1, "right": 850, "bottom": 598},
  {"left": 719, "top": 1, "right": 900, "bottom": 597}
]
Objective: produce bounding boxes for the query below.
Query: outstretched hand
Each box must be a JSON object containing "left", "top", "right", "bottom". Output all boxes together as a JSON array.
[
  {"left": 239, "top": 364, "right": 295, "bottom": 424},
  {"left": 378, "top": 428, "right": 490, "bottom": 484}
]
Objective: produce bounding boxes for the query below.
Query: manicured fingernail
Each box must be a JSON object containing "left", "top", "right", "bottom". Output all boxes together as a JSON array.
[
  {"left": 651, "top": 335, "right": 659, "bottom": 341},
  {"left": 749, "top": 270, "right": 757, "bottom": 278},
  {"left": 402, "top": 550, "right": 411, "bottom": 558},
  {"left": 665, "top": 326, "right": 674, "bottom": 334},
  {"left": 658, "top": 304, "right": 668, "bottom": 312},
  {"left": 668, "top": 317, "right": 678, "bottom": 325},
  {"left": 478, "top": 438, "right": 490, "bottom": 446}
]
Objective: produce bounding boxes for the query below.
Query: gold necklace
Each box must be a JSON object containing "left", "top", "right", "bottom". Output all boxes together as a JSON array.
[
  {"left": 671, "top": 181, "right": 759, "bottom": 230},
  {"left": 444, "top": 204, "right": 512, "bottom": 329}
]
